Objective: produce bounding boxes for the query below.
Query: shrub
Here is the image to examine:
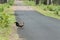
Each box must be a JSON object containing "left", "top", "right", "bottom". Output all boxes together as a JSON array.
[
  {"left": 0, "top": 2, "right": 15, "bottom": 40},
  {"left": 0, "top": 13, "right": 9, "bottom": 28},
  {"left": 0, "top": 4, "right": 15, "bottom": 28},
  {"left": 3, "top": 4, "right": 10, "bottom": 8},
  {"left": 8, "top": 0, "right": 14, "bottom": 5},
  {"left": 58, "top": 12, "right": 60, "bottom": 16},
  {"left": 54, "top": 10, "right": 58, "bottom": 15},
  {"left": 0, "top": 8, "right": 15, "bottom": 28},
  {"left": 43, "top": 6, "right": 48, "bottom": 11},
  {"left": 0, "top": 4, "right": 10, "bottom": 12},
  {"left": 47, "top": 5, "right": 55, "bottom": 11},
  {"left": 0, "top": 5, "right": 4, "bottom": 12}
]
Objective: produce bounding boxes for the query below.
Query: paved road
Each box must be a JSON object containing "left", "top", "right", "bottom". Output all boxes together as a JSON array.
[
  {"left": 15, "top": 10, "right": 60, "bottom": 40},
  {"left": 14, "top": 1, "right": 60, "bottom": 40}
]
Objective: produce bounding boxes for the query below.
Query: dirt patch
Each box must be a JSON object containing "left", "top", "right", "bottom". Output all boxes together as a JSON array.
[
  {"left": 9, "top": 23, "right": 19, "bottom": 40},
  {"left": 12, "top": 6, "right": 34, "bottom": 11}
]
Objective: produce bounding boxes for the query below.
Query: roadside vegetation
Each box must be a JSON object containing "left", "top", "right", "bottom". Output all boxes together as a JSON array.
[
  {"left": 23, "top": 0, "right": 60, "bottom": 19},
  {"left": 0, "top": 0, "right": 15, "bottom": 40}
]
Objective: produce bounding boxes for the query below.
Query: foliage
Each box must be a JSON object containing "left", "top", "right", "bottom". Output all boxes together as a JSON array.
[
  {"left": 8, "top": 0, "right": 14, "bottom": 5},
  {"left": 0, "top": 0, "right": 15, "bottom": 40},
  {"left": 24, "top": 1, "right": 35, "bottom": 6},
  {"left": 0, "top": 5, "right": 4, "bottom": 12},
  {"left": 0, "top": 3, "right": 15, "bottom": 40},
  {"left": 23, "top": 1, "right": 60, "bottom": 19},
  {"left": 0, "top": 4, "right": 10, "bottom": 12}
]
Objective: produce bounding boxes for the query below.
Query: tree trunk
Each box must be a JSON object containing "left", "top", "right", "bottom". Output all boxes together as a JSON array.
[
  {"left": 35, "top": 0, "right": 40, "bottom": 5},
  {"left": 4, "top": 0, "right": 7, "bottom": 3},
  {"left": 47, "top": 0, "right": 49, "bottom": 5},
  {"left": 0, "top": 0, "right": 7, "bottom": 3},
  {"left": 44, "top": 0, "right": 47, "bottom": 5},
  {"left": 49, "top": 0, "right": 53, "bottom": 4},
  {"left": 51, "top": 0, "right": 53, "bottom": 4}
]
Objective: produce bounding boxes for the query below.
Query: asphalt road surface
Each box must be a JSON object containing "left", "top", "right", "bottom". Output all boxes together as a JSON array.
[
  {"left": 14, "top": 0, "right": 60, "bottom": 40},
  {"left": 15, "top": 10, "right": 60, "bottom": 40}
]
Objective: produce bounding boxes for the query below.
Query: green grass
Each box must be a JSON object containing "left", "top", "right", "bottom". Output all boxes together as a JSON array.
[
  {"left": 23, "top": 1, "right": 35, "bottom": 6},
  {"left": 8, "top": 0, "right": 14, "bottom": 5},
  {"left": 33, "top": 6, "right": 60, "bottom": 19},
  {"left": 23, "top": 1, "right": 60, "bottom": 20},
  {"left": 0, "top": 4, "right": 15, "bottom": 40},
  {"left": 33, "top": 5, "right": 60, "bottom": 19},
  {"left": 0, "top": 27, "right": 11, "bottom": 40},
  {"left": 0, "top": 0, "right": 15, "bottom": 40}
]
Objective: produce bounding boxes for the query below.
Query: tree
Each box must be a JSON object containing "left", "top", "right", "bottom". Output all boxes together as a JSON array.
[
  {"left": 0, "top": 0, "right": 7, "bottom": 3},
  {"left": 47, "top": 0, "right": 49, "bottom": 5},
  {"left": 35, "top": 0, "right": 40, "bottom": 5},
  {"left": 49, "top": 0, "right": 53, "bottom": 4},
  {"left": 44, "top": 0, "right": 47, "bottom": 5},
  {"left": 4, "top": 0, "right": 7, "bottom": 3},
  {"left": 44, "top": 0, "right": 53, "bottom": 5}
]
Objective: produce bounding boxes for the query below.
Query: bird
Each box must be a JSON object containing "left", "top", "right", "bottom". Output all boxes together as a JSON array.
[{"left": 15, "top": 20, "right": 24, "bottom": 28}]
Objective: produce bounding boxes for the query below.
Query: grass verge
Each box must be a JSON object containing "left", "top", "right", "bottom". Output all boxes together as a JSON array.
[
  {"left": 23, "top": 1, "right": 60, "bottom": 20},
  {"left": 0, "top": 4, "right": 16, "bottom": 40},
  {"left": 33, "top": 6, "right": 60, "bottom": 19}
]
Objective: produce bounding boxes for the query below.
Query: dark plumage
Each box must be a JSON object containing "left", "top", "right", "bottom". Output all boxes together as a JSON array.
[
  {"left": 15, "top": 21, "right": 24, "bottom": 28},
  {"left": 15, "top": 22, "right": 20, "bottom": 27}
]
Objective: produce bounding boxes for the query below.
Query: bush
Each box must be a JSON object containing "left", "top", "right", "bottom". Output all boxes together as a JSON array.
[
  {"left": 58, "top": 12, "right": 60, "bottom": 16},
  {"left": 54, "top": 10, "right": 58, "bottom": 15},
  {"left": 3, "top": 3, "right": 10, "bottom": 8},
  {"left": 47, "top": 5, "right": 55, "bottom": 11},
  {"left": 0, "top": 8, "right": 15, "bottom": 28},
  {"left": 0, "top": 4, "right": 10, "bottom": 12},
  {"left": 0, "top": 13, "right": 9, "bottom": 28},
  {"left": 8, "top": 0, "right": 14, "bottom": 5},
  {"left": 43, "top": 6, "right": 48, "bottom": 11},
  {"left": 24, "top": 1, "right": 35, "bottom": 6},
  {"left": 0, "top": 5, "right": 4, "bottom": 12},
  {"left": 0, "top": 4, "right": 15, "bottom": 40},
  {"left": 0, "top": 3, "right": 15, "bottom": 28},
  {"left": 0, "top": 4, "right": 10, "bottom": 21}
]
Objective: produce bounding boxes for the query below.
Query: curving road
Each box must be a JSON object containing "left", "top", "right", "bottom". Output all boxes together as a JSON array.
[{"left": 14, "top": 1, "right": 60, "bottom": 40}]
